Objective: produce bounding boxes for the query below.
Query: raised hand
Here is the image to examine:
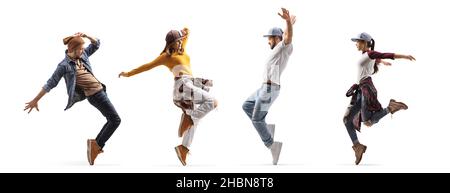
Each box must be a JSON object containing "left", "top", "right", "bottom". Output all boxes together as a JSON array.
[
  {"left": 74, "top": 32, "right": 87, "bottom": 38},
  {"left": 278, "top": 8, "right": 294, "bottom": 23}
]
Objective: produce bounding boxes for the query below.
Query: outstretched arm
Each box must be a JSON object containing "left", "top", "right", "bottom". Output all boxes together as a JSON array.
[
  {"left": 24, "top": 64, "right": 66, "bottom": 113},
  {"left": 119, "top": 54, "right": 166, "bottom": 78},
  {"left": 278, "top": 8, "right": 296, "bottom": 45},
  {"left": 394, "top": 54, "right": 416, "bottom": 61},
  {"left": 376, "top": 59, "right": 392, "bottom": 66},
  {"left": 369, "top": 51, "right": 415, "bottom": 61},
  {"left": 24, "top": 89, "right": 47, "bottom": 113}
]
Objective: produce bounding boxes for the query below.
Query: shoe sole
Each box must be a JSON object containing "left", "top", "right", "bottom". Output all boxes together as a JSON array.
[
  {"left": 87, "top": 140, "right": 94, "bottom": 165},
  {"left": 175, "top": 147, "right": 186, "bottom": 166}
]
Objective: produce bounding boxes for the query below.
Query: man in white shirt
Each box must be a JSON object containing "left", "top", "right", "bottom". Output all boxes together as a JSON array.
[{"left": 242, "top": 8, "right": 295, "bottom": 165}]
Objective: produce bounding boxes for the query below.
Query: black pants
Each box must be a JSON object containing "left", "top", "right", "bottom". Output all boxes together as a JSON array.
[{"left": 87, "top": 90, "right": 121, "bottom": 149}]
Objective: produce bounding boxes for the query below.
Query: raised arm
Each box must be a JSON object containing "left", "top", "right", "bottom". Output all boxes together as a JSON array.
[
  {"left": 75, "top": 32, "right": 100, "bottom": 57},
  {"left": 180, "top": 27, "right": 190, "bottom": 51},
  {"left": 278, "top": 8, "right": 296, "bottom": 45}
]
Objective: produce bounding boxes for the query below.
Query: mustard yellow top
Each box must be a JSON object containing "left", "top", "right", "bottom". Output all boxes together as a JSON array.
[{"left": 124, "top": 28, "right": 192, "bottom": 77}]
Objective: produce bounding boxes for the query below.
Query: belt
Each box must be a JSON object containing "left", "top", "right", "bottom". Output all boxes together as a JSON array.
[
  {"left": 264, "top": 81, "right": 280, "bottom": 86},
  {"left": 174, "top": 72, "right": 192, "bottom": 81}
]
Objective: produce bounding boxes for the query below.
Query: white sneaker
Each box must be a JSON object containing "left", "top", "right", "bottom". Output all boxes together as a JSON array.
[
  {"left": 267, "top": 124, "right": 275, "bottom": 139},
  {"left": 270, "top": 141, "right": 283, "bottom": 165}
]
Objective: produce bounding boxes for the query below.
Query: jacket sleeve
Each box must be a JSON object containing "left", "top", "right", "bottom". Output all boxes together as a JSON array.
[
  {"left": 367, "top": 50, "right": 395, "bottom": 60},
  {"left": 42, "top": 64, "right": 66, "bottom": 93},
  {"left": 84, "top": 39, "right": 101, "bottom": 57}
]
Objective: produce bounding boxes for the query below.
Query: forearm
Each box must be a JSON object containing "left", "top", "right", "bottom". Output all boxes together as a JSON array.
[
  {"left": 368, "top": 51, "right": 395, "bottom": 60},
  {"left": 33, "top": 88, "right": 47, "bottom": 102},
  {"left": 84, "top": 35, "right": 98, "bottom": 45},
  {"left": 394, "top": 54, "right": 409, "bottom": 59},
  {"left": 181, "top": 28, "right": 190, "bottom": 50},
  {"left": 125, "top": 62, "right": 159, "bottom": 77},
  {"left": 284, "top": 20, "right": 293, "bottom": 44}
]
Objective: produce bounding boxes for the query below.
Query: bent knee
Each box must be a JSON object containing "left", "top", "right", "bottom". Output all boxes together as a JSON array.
[{"left": 109, "top": 115, "right": 121, "bottom": 125}]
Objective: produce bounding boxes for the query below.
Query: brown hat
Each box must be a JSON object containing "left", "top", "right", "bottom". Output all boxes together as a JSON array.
[{"left": 63, "top": 36, "right": 85, "bottom": 52}]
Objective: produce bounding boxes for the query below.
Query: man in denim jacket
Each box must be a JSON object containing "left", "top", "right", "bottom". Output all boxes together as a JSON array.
[{"left": 24, "top": 32, "right": 121, "bottom": 166}]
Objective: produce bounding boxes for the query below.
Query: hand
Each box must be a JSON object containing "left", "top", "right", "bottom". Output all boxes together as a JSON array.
[
  {"left": 181, "top": 28, "right": 188, "bottom": 36},
  {"left": 118, "top": 72, "right": 127, "bottom": 78},
  {"left": 290, "top": 15, "right": 297, "bottom": 25},
  {"left": 24, "top": 99, "right": 39, "bottom": 114},
  {"left": 278, "top": 8, "right": 294, "bottom": 23},
  {"left": 74, "top": 32, "right": 87, "bottom": 38},
  {"left": 380, "top": 60, "right": 392, "bottom": 66},
  {"left": 404, "top": 55, "right": 416, "bottom": 61},
  {"left": 181, "top": 28, "right": 189, "bottom": 38}
]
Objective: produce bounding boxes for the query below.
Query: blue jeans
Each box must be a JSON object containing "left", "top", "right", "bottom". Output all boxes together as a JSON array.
[
  {"left": 87, "top": 90, "right": 121, "bottom": 149},
  {"left": 343, "top": 91, "right": 389, "bottom": 144},
  {"left": 242, "top": 83, "right": 280, "bottom": 147}
]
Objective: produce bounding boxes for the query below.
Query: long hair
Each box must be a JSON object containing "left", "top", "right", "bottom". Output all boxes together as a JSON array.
[
  {"left": 159, "top": 45, "right": 184, "bottom": 57},
  {"left": 160, "top": 41, "right": 184, "bottom": 56}
]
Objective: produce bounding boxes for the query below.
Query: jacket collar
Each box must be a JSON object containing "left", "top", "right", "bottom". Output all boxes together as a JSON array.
[{"left": 64, "top": 50, "right": 87, "bottom": 65}]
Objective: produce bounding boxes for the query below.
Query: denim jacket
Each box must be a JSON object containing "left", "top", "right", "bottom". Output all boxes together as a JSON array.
[{"left": 42, "top": 39, "right": 106, "bottom": 110}]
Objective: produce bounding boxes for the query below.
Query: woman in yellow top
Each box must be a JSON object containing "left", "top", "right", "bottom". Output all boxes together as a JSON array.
[{"left": 119, "top": 28, "right": 218, "bottom": 166}]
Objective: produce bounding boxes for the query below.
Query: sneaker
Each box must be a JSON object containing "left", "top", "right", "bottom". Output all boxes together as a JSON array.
[
  {"left": 87, "top": 139, "right": 103, "bottom": 166},
  {"left": 175, "top": 145, "right": 190, "bottom": 166},
  {"left": 270, "top": 141, "right": 283, "bottom": 165}
]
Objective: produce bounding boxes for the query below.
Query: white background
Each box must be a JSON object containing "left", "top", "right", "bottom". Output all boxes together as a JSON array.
[{"left": 0, "top": 0, "right": 449, "bottom": 172}]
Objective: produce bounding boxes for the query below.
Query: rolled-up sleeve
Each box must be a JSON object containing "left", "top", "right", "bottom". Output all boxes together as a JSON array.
[
  {"left": 84, "top": 39, "right": 100, "bottom": 57},
  {"left": 42, "top": 64, "right": 65, "bottom": 93}
]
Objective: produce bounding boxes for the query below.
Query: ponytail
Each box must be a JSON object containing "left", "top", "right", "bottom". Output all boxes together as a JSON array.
[
  {"left": 370, "top": 39, "right": 379, "bottom": 74},
  {"left": 370, "top": 39, "right": 375, "bottom": 50}
]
